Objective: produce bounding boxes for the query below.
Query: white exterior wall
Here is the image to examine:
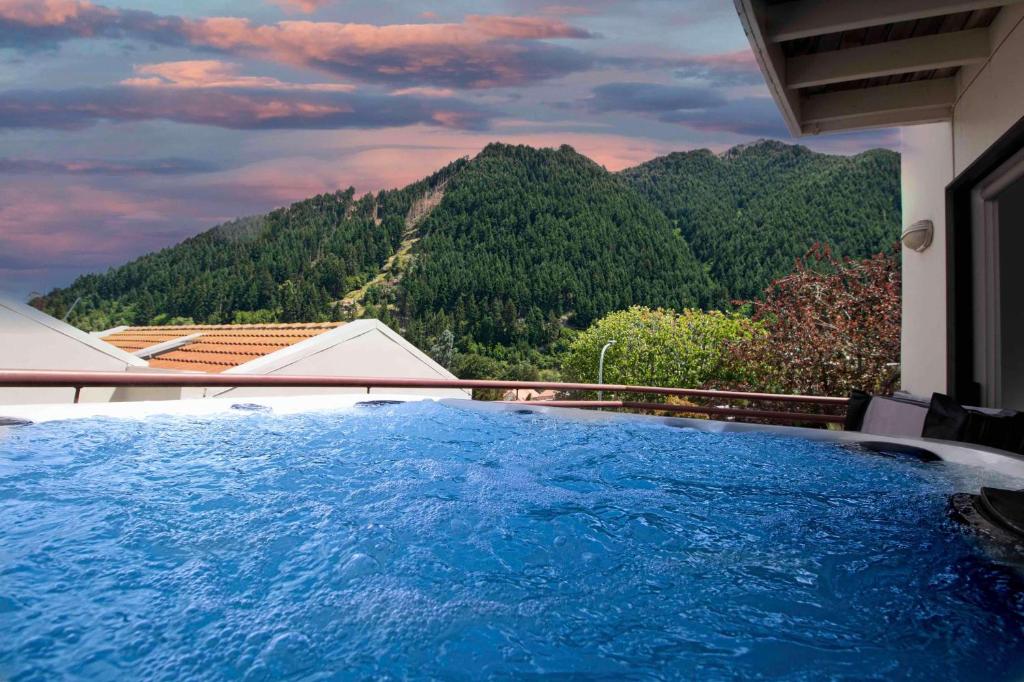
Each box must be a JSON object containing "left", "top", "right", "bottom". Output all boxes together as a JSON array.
[
  {"left": 952, "top": 5, "right": 1024, "bottom": 175},
  {"left": 900, "top": 7, "right": 1024, "bottom": 397},
  {"left": 0, "top": 309, "right": 465, "bottom": 406},
  {"left": 900, "top": 123, "right": 954, "bottom": 397},
  {"left": 212, "top": 320, "right": 468, "bottom": 400},
  {"left": 0, "top": 300, "right": 144, "bottom": 405}
]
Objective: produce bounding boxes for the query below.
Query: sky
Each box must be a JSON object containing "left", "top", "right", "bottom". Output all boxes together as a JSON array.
[{"left": 0, "top": 0, "right": 900, "bottom": 298}]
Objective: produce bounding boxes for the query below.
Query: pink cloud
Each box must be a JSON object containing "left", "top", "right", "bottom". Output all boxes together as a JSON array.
[
  {"left": 177, "top": 14, "right": 592, "bottom": 88},
  {"left": 389, "top": 86, "right": 456, "bottom": 97},
  {"left": 266, "top": 0, "right": 333, "bottom": 14},
  {"left": 0, "top": 1, "right": 594, "bottom": 88},
  {"left": 462, "top": 14, "right": 591, "bottom": 39},
  {"left": 0, "top": 85, "right": 491, "bottom": 131},
  {"left": 0, "top": 182, "right": 183, "bottom": 263},
  {"left": 0, "top": 0, "right": 97, "bottom": 27},
  {"left": 694, "top": 49, "right": 756, "bottom": 68},
  {"left": 121, "top": 60, "right": 354, "bottom": 92},
  {"left": 540, "top": 5, "right": 598, "bottom": 17}
]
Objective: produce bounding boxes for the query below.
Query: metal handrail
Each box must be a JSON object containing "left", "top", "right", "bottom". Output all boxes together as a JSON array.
[
  {"left": 0, "top": 370, "right": 849, "bottom": 404},
  {"left": 0, "top": 370, "right": 848, "bottom": 425},
  {"left": 506, "top": 401, "right": 845, "bottom": 425}
]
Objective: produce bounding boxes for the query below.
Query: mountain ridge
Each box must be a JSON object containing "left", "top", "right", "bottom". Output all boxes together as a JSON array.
[{"left": 36, "top": 140, "right": 900, "bottom": 372}]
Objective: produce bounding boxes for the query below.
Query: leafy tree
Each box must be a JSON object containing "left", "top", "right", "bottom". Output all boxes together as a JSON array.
[
  {"left": 561, "top": 306, "right": 764, "bottom": 395},
  {"left": 729, "top": 245, "right": 901, "bottom": 397},
  {"left": 232, "top": 309, "right": 277, "bottom": 324}
]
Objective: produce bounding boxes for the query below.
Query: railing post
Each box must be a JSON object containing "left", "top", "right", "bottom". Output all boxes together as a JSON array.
[
  {"left": 73, "top": 387, "right": 81, "bottom": 404},
  {"left": 598, "top": 339, "right": 616, "bottom": 403}
]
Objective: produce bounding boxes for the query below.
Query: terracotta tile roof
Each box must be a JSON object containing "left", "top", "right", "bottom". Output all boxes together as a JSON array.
[{"left": 101, "top": 322, "right": 344, "bottom": 373}]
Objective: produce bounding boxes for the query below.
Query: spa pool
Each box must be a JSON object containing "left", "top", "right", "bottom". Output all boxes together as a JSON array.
[{"left": 1, "top": 400, "right": 1023, "bottom": 680}]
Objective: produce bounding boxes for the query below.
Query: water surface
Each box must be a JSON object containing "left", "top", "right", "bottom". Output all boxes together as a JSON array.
[{"left": 1, "top": 402, "right": 1023, "bottom": 680}]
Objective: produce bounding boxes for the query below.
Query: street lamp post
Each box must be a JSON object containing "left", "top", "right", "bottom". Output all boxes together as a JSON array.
[{"left": 598, "top": 339, "right": 616, "bottom": 402}]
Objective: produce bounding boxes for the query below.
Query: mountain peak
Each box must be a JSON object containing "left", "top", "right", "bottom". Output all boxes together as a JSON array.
[{"left": 718, "top": 139, "right": 810, "bottom": 159}]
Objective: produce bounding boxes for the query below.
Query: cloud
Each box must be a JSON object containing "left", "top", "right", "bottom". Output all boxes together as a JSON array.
[
  {"left": 586, "top": 82, "right": 727, "bottom": 115},
  {"left": 578, "top": 82, "right": 789, "bottom": 139},
  {"left": 266, "top": 0, "right": 333, "bottom": 14},
  {"left": 596, "top": 50, "right": 763, "bottom": 89},
  {"left": 179, "top": 14, "right": 594, "bottom": 88},
  {"left": 121, "top": 60, "right": 354, "bottom": 91},
  {"left": 0, "top": 181, "right": 191, "bottom": 287},
  {"left": 389, "top": 86, "right": 456, "bottom": 98},
  {"left": 0, "top": 1, "right": 595, "bottom": 88},
  {"left": 0, "top": 179, "right": 243, "bottom": 295},
  {"left": 673, "top": 49, "right": 763, "bottom": 86},
  {"left": 0, "top": 86, "right": 492, "bottom": 131},
  {"left": 0, "top": 157, "right": 219, "bottom": 175},
  {"left": 539, "top": 5, "right": 599, "bottom": 17},
  {"left": 660, "top": 97, "right": 789, "bottom": 138},
  {"left": 0, "top": 0, "right": 187, "bottom": 49}
]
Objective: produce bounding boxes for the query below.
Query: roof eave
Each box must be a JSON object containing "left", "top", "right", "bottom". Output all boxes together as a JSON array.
[
  {"left": 734, "top": 0, "right": 804, "bottom": 138},
  {"left": 733, "top": 0, "right": 1023, "bottom": 137}
]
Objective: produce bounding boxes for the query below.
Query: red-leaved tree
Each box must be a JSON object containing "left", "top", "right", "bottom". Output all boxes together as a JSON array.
[{"left": 730, "top": 245, "right": 901, "bottom": 398}]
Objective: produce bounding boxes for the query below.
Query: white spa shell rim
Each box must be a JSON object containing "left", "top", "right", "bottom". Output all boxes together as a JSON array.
[{"left": 3, "top": 392, "right": 1024, "bottom": 483}]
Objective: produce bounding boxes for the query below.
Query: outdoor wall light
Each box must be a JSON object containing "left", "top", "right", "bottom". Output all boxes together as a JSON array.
[{"left": 901, "top": 219, "right": 934, "bottom": 252}]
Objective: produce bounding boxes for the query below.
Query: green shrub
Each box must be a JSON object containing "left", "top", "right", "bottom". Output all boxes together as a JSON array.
[{"left": 561, "top": 306, "right": 764, "bottom": 395}]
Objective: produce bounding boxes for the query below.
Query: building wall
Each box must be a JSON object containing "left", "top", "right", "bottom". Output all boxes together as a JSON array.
[
  {"left": 0, "top": 303, "right": 125, "bottom": 405},
  {"left": 108, "top": 367, "right": 189, "bottom": 403},
  {"left": 900, "top": 123, "right": 954, "bottom": 397},
  {"left": 213, "top": 322, "right": 468, "bottom": 400},
  {"left": 953, "top": 5, "right": 1024, "bottom": 175},
  {"left": 900, "top": 7, "right": 1024, "bottom": 398}
]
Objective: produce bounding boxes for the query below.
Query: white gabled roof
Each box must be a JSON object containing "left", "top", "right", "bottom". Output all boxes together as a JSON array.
[
  {"left": 225, "top": 319, "right": 458, "bottom": 380},
  {"left": 0, "top": 298, "right": 147, "bottom": 367}
]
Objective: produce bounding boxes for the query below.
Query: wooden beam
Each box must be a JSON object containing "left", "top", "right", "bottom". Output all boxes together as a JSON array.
[
  {"left": 802, "top": 106, "right": 952, "bottom": 135},
  {"left": 787, "top": 28, "right": 990, "bottom": 89},
  {"left": 802, "top": 77, "right": 956, "bottom": 124},
  {"left": 766, "top": 0, "right": 1022, "bottom": 42}
]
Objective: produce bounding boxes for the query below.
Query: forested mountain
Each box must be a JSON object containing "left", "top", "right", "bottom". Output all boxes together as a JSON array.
[
  {"left": 40, "top": 159, "right": 467, "bottom": 331},
  {"left": 36, "top": 140, "right": 899, "bottom": 375},
  {"left": 619, "top": 140, "right": 901, "bottom": 299},
  {"left": 395, "top": 144, "right": 723, "bottom": 353}
]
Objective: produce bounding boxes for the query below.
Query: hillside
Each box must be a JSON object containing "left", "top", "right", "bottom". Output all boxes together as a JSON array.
[
  {"left": 394, "top": 144, "right": 723, "bottom": 350},
  {"left": 37, "top": 140, "right": 900, "bottom": 374},
  {"left": 619, "top": 140, "right": 901, "bottom": 299},
  {"left": 39, "top": 159, "right": 467, "bottom": 331}
]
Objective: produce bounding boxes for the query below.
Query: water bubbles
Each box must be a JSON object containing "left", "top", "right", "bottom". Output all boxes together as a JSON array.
[
  {"left": 338, "top": 552, "right": 380, "bottom": 580},
  {"left": 252, "top": 632, "right": 314, "bottom": 680}
]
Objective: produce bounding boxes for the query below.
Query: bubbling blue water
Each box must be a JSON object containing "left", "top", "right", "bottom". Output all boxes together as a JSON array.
[{"left": 2, "top": 401, "right": 1024, "bottom": 680}]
